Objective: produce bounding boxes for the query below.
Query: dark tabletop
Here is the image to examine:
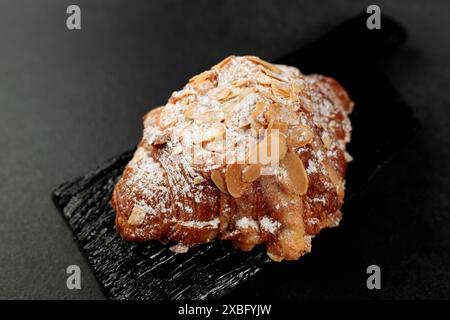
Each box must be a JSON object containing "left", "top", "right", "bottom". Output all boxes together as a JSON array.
[{"left": 0, "top": 0, "right": 449, "bottom": 299}]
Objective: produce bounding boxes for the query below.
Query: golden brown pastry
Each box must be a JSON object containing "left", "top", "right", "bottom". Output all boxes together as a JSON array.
[{"left": 112, "top": 56, "right": 353, "bottom": 261}]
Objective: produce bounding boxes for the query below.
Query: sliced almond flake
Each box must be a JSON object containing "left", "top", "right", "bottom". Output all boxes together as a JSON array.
[
  {"left": 287, "top": 125, "right": 314, "bottom": 148},
  {"left": 250, "top": 118, "right": 264, "bottom": 131},
  {"left": 170, "top": 89, "right": 196, "bottom": 104},
  {"left": 251, "top": 102, "right": 269, "bottom": 125},
  {"left": 344, "top": 151, "right": 353, "bottom": 163},
  {"left": 246, "top": 55, "right": 282, "bottom": 74},
  {"left": 279, "top": 150, "right": 309, "bottom": 195},
  {"left": 211, "top": 170, "right": 228, "bottom": 194},
  {"left": 323, "top": 162, "right": 345, "bottom": 201},
  {"left": 213, "top": 55, "right": 233, "bottom": 70},
  {"left": 261, "top": 67, "right": 286, "bottom": 82},
  {"left": 232, "top": 78, "right": 252, "bottom": 87},
  {"left": 216, "top": 87, "right": 232, "bottom": 101},
  {"left": 193, "top": 176, "right": 205, "bottom": 185},
  {"left": 225, "top": 163, "right": 249, "bottom": 198},
  {"left": 257, "top": 89, "right": 277, "bottom": 103},
  {"left": 242, "top": 163, "right": 262, "bottom": 182},
  {"left": 128, "top": 206, "right": 146, "bottom": 226},
  {"left": 169, "top": 244, "right": 190, "bottom": 254},
  {"left": 289, "top": 83, "right": 303, "bottom": 103},
  {"left": 291, "top": 82, "right": 305, "bottom": 94},
  {"left": 321, "top": 133, "right": 332, "bottom": 149},
  {"left": 221, "top": 90, "right": 240, "bottom": 102},
  {"left": 200, "top": 123, "right": 225, "bottom": 142},
  {"left": 267, "top": 120, "right": 288, "bottom": 134},
  {"left": 183, "top": 104, "right": 196, "bottom": 119},
  {"left": 298, "top": 95, "right": 313, "bottom": 113},
  {"left": 256, "top": 77, "right": 273, "bottom": 87},
  {"left": 264, "top": 103, "right": 281, "bottom": 123},
  {"left": 271, "top": 82, "right": 291, "bottom": 98},
  {"left": 189, "top": 70, "right": 217, "bottom": 87}
]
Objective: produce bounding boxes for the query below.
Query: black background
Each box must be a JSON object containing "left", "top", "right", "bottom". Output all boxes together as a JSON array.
[{"left": 0, "top": 0, "right": 449, "bottom": 299}]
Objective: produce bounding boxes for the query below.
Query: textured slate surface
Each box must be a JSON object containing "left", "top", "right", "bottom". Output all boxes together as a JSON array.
[{"left": 52, "top": 15, "right": 419, "bottom": 299}]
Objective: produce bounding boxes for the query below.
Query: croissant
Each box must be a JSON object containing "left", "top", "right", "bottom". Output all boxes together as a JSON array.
[{"left": 112, "top": 56, "right": 353, "bottom": 261}]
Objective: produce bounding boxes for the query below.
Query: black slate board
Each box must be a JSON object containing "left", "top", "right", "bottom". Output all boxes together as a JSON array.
[{"left": 52, "top": 15, "right": 419, "bottom": 300}]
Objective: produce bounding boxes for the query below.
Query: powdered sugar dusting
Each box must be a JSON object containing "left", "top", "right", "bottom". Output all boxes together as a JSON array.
[
  {"left": 307, "top": 160, "right": 318, "bottom": 174},
  {"left": 260, "top": 216, "right": 281, "bottom": 234},
  {"left": 235, "top": 217, "right": 259, "bottom": 230},
  {"left": 180, "top": 218, "right": 220, "bottom": 229}
]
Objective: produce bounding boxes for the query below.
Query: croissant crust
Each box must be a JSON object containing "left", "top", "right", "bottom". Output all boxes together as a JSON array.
[{"left": 112, "top": 56, "right": 353, "bottom": 261}]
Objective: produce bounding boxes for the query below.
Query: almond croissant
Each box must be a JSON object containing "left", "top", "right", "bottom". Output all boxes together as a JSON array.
[{"left": 112, "top": 56, "right": 353, "bottom": 261}]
